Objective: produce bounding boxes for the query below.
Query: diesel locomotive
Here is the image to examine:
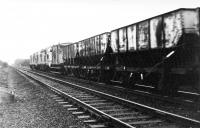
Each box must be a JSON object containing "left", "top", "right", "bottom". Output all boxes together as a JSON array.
[{"left": 30, "top": 8, "right": 200, "bottom": 95}]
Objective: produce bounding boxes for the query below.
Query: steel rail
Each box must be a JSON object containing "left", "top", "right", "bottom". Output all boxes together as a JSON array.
[
  {"left": 19, "top": 68, "right": 200, "bottom": 127},
  {"left": 17, "top": 69, "right": 136, "bottom": 128}
]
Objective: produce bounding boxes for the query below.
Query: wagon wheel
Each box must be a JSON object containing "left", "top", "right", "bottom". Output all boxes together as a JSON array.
[
  {"left": 157, "top": 57, "right": 178, "bottom": 96},
  {"left": 121, "top": 72, "right": 132, "bottom": 87},
  {"left": 126, "top": 72, "right": 141, "bottom": 88}
]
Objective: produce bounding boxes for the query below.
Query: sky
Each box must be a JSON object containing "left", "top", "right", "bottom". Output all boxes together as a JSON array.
[{"left": 0, "top": 0, "right": 199, "bottom": 64}]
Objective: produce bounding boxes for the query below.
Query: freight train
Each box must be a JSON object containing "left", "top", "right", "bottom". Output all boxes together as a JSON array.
[{"left": 30, "top": 8, "right": 200, "bottom": 95}]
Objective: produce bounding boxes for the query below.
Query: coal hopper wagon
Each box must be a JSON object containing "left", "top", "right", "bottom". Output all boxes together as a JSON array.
[
  {"left": 105, "top": 8, "right": 200, "bottom": 94},
  {"left": 30, "top": 8, "right": 200, "bottom": 95}
]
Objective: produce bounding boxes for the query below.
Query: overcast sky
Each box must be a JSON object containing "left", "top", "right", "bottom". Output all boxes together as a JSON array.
[{"left": 0, "top": 0, "right": 199, "bottom": 64}]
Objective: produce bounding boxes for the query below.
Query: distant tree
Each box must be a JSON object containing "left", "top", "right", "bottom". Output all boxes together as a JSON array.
[
  {"left": 2, "top": 62, "right": 8, "bottom": 67},
  {"left": 0, "top": 60, "right": 8, "bottom": 68},
  {"left": 14, "top": 59, "right": 29, "bottom": 67}
]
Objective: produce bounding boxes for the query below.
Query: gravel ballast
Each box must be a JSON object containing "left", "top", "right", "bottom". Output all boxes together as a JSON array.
[{"left": 0, "top": 67, "right": 88, "bottom": 128}]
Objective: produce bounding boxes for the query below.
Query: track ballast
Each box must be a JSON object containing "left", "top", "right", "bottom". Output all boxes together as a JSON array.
[{"left": 17, "top": 68, "right": 200, "bottom": 128}]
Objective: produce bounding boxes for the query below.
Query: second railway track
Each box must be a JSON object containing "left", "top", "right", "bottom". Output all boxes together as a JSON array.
[
  {"left": 17, "top": 68, "right": 200, "bottom": 128},
  {"left": 24, "top": 67, "right": 200, "bottom": 110}
]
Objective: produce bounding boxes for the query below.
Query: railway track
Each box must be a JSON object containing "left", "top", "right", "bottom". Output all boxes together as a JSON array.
[
  {"left": 16, "top": 67, "right": 200, "bottom": 127},
  {"left": 22, "top": 67, "right": 200, "bottom": 102},
  {"left": 25, "top": 67, "right": 200, "bottom": 111}
]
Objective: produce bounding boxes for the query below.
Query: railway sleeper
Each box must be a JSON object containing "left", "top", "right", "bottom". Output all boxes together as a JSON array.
[
  {"left": 64, "top": 92, "right": 88, "bottom": 96},
  {"left": 94, "top": 105, "right": 122, "bottom": 110},
  {"left": 100, "top": 108, "right": 129, "bottom": 113},
  {"left": 89, "top": 124, "right": 107, "bottom": 128},
  {"left": 84, "top": 100, "right": 107, "bottom": 103},
  {"left": 128, "top": 119, "right": 163, "bottom": 125},
  {"left": 75, "top": 95, "right": 95, "bottom": 98},
  {"left": 67, "top": 107, "right": 78, "bottom": 111},
  {"left": 89, "top": 102, "right": 114, "bottom": 106},
  {"left": 80, "top": 97, "right": 101, "bottom": 100},
  {"left": 64, "top": 90, "right": 85, "bottom": 95},
  {"left": 83, "top": 119, "right": 97, "bottom": 123},
  {"left": 72, "top": 111, "right": 84, "bottom": 115},
  {"left": 109, "top": 111, "right": 139, "bottom": 115},
  {"left": 72, "top": 94, "right": 94, "bottom": 97},
  {"left": 58, "top": 101, "right": 69, "bottom": 104},
  {"left": 63, "top": 104, "right": 73, "bottom": 107},
  {"left": 55, "top": 99, "right": 65, "bottom": 102},
  {"left": 117, "top": 115, "right": 151, "bottom": 121},
  {"left": 77, "top": 115, "right": 91, "bottom": 119}
]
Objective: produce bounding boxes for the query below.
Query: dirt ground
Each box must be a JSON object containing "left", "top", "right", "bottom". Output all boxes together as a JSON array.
[{"left": 0, "top": 67, "right": 88, "bottom": 128}]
